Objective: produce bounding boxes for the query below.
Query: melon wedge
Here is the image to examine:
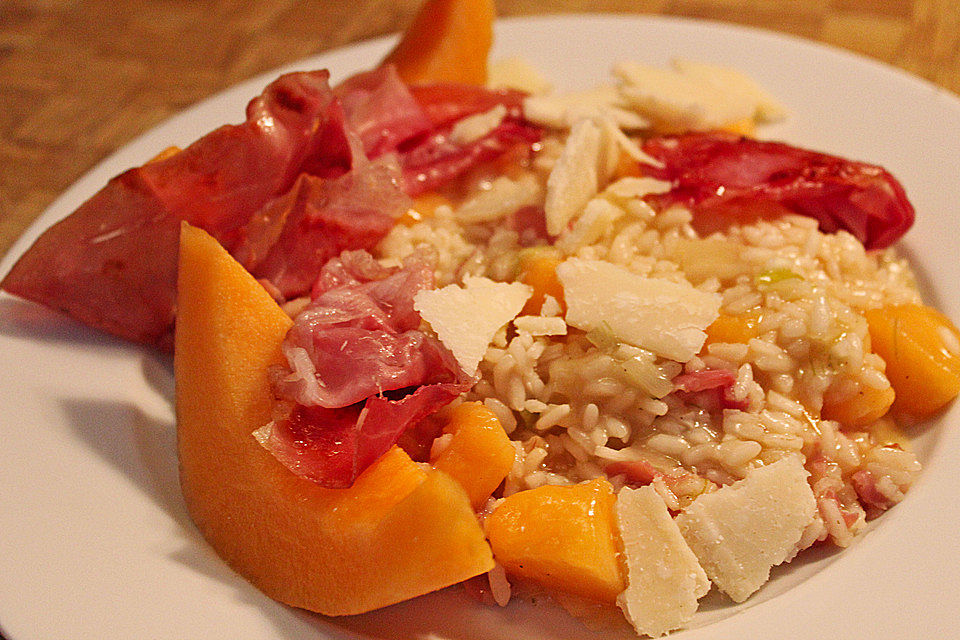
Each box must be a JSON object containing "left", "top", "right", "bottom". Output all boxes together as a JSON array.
[
  {"left": 174, "top": 222, "right": 493, "bottom": 615},
  {"left": 381, "top": 0, "right": 495, "bottom": 85}
]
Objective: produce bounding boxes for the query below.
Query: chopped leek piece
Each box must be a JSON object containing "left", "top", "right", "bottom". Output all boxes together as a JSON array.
[
  {"left": 756, "top": 267, "right": 801, "bottom": 287},
  {"left": 586, "top": 320, "right": 620, "bottom": 352}
]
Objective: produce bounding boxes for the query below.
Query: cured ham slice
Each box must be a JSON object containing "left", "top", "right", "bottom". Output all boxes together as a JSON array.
[
  {"left": 2, "top": 64, "right": 542, "bottom": 348},
  {"left": 1, "top": 70, "right": 347, "bottom": 347},
  {"left": 232, "top": 159, "right": 408, "bottom": 299},
  {"left": 258, "top": 251, "right": 471, "bottom": 488},
  {"left": 641, "top": 131, "right": 915, "bottom": 250},
  {"left": 398, "top": 119, "right": 541, "bottom": 196},
  {"left": 334, "top": 66, "right": 434, "bottom": 158}
]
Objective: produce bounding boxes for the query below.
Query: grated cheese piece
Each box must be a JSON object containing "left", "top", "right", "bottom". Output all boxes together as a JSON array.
[
  {"left": 455, "top": 173, "right": 542, "bottom": 223},
  {"left": 523, "top": 85, "right": 648, "bottom": 131},
  {"left": 672, "top": 58, "right": 787, "bottom": 122},
  {"left": 613, "top": 61, "right": 755, "bottom": 131},
  {"left": 674, "top": 456, "right": 817, "bottom": 603},
  {"left": 616, "top": 486, "right": 710, "bottom": 638},
  {"left": 449, "top": 104, "right": 508, "bottom": 145},
  {"left": 513, "top": 315, "right": 568, "bottom": 336},
  {"left": 487, "top": 56, "right": 553, "bottom": 95},
  {"left": 414, "top": 277, "right": 532, "bottom": 376},
  {"left": 544, "top": 118, "right": 602, "bottom": 236},
  {"left": 556, "top": 258, "right": 720, "bottom": 362}
]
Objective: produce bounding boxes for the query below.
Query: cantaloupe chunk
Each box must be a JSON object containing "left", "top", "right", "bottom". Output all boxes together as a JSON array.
[
  {"left": 704, "top": 309, "right": 762, "bottom": 346},
  {"left": 430, "top": 402, "right": 516, "bottom": 509},
  {"left": 174, "top": 222, "right": 493, "bottom": 616},
  {"left": 821, "top": 378, "right": 896, "bottom": 427},
  {"left": 865, "top": 303, "right": 960, "bottom": 418},
  {"left": 381, "top": 0, "right": 495, "bottom": 86},
  {"left": 517, "top": 246, "right": 565, "bottom": 316},
  {"left": 484, "top": 478, "right": 626, "bottom": 603}
]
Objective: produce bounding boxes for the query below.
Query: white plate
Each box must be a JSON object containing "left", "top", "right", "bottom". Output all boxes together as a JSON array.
[{"left": 1, "top": 14, "right": 959, "bottom": 640}]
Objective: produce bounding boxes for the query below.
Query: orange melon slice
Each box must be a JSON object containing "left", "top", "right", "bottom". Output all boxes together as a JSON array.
[
  {"left": 381, "top": 0, "right": 495, "bottom": 85},
  {"left": 174, "top": 222, "right": 493, "bottom": 615}
]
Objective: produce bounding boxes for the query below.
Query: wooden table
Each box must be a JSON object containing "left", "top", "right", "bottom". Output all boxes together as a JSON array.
[{"left": 1, "top": 0, "right": 958, "bottom": 260}]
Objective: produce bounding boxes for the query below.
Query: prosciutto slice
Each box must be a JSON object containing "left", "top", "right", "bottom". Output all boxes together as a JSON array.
[
  {"left": 337, "top": 73, "right": 541, "bottom": 196},
  {"left": 2, "top": 64, "right": 542, "bottom": 348},
  {"left": 1, "top": 70, "right": 347, "bottom": 346},
  {"left": 232, "top": 158, "right": 408, "bottom": 299},
  {"left": 258, "top": 251, "right": 471, "bottom": 488},
  {"left": 333, "top": 65, "right": 433, "bottom": 158},
  {"left": 641, "top": 131, "right": 915, "bottom": 250}
]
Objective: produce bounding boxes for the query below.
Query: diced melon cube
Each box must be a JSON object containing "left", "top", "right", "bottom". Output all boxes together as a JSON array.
[
  {"left": 485, "top": 478, "right": 626, "bottom": 602},
  {"left": 616, "top": 486, "right": 710, "bottom": 638},
  {"left": 556, "top": 258, "right": 720, "bottom": 362},
  {"left": 430, "top": 402, "right": 516, "bottom": 509},
  {"left": 675, "top": 457, "right": 816, "bottom": 603},
  {"left": 414, "top": 277, "right": 532, "bottom": 376}
]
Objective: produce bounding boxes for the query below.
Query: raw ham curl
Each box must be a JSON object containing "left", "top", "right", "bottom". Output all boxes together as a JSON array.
[
  {"left": 1, "top": 64, "right": 542, "bottom": 348},
  {"left": 641, "top": 131, "right": 915, "bottom": 250},
  {"left": 1, "top": 70, "right": 346, "bottom": 347},
  {"left": 255, "top": 251, "right": 472, "bottom": 488}
]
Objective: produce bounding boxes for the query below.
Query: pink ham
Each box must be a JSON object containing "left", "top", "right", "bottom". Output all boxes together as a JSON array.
[
  {"left": 398, "top": 119, "right": 541, "bottom": 196},
  {"left": 1, "top": 70, "right": 347, "bottom": 347},
  {"left": 333, "top": 65, "right": 433, "bottom": 158},
  {"left": 673, "top": 368, "right": 749, "bottom": 411},
  {"left": 2, "top": 66, "right": 542, "bottom": 348},
  {"left": 641, "top": 131, "right": 915, "bottom": 250},
  {"left": 409, "top": 84, "right": 526, "bottom": 128},
  {"left": 231, "top": 159, "right": 408, "bottom": 300},
  {"left": 258, "top": 251, "right": 471, "bottom": 487}
]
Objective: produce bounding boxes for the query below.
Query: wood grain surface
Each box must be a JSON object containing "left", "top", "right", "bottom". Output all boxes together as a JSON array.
[{"left": 1, "top": 0, "right": 958, "bottom": 260}]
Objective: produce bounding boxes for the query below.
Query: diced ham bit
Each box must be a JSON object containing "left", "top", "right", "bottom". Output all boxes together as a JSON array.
[
  {"left": 641, "top": 131, "right": 915, "bottom": 250},
  {"left": 673, "top": 368, "right": 749, "bottom": 411},
  {"left": 605, "top": 459, "right": 716, "bottom": 511},
  {"left": 851, "top": 469, "right": 897, "bottom": 518},
  {"left": 257, "top": 251, "right": 472, "bottom": 488},
  {"left": 606, "top": 460, "right": 664, "bottom": 486}
]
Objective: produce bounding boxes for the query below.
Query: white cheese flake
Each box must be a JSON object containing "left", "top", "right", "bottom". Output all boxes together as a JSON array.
[
  {"left": 455, "top": 173, "right": 542, "bottom": 224},
  {"left": 449, "top": 104, "right": 508, "bottom": 146},
  {"left": 513, "top": 315, "right": 568, "bottom": 336},
  {"left": 616, "top": 486, "right": 710, "bottom": 638},
  {"left": 544, "top": 118, "right": 602, "bottom": 236},
  {"left": 675, "top": 456, "right": 817, "bottom": 603},
  {"left": 523, "top": 85, "right": 649, "bottom": 131},
  {"left": 556, "top": 258, "right": 720, "bottom": 362},
  {"left": 672, "top": 58, "right": 787, "bottom": 122},
  {"left": 614, "top": 60, "right": 755, "bottom": 131},
  {"left": 487, "top": 56, "right": 553, "bottom": 95},
  {"left": 414, "top": 277, "right": 532, "bottom": 376}
]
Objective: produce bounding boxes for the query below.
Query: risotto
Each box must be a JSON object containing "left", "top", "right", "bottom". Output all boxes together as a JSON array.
[{"left": 368, "top": 57, "right": 951, "bottom": 634}]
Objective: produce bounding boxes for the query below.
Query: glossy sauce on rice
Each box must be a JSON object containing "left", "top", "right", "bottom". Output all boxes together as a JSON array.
[{"left": 376, "top": 62, "right": 924, "bottom": 558}]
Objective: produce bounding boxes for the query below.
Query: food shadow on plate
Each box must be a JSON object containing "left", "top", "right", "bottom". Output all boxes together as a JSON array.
[
  {"left": 0, "top": 296, "right": 128, "bottom": 350},
  {"left": 59, "top": 396, "right": 186, "bottom": 526},
  {"left": 314, "top": 585, "right": 638, "bottom": 640},
  {"left": 56, "top": 392, "right": 303, "bottom": 628}
]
